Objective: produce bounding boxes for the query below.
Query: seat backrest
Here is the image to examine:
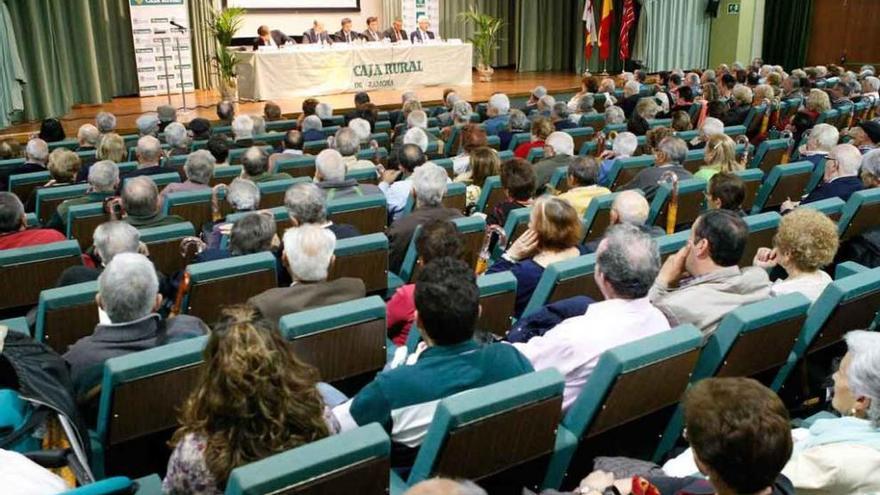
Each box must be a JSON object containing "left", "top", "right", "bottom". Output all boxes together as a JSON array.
[
  {"left": 279, "top": 296, "right": 386, "bottom": 391},
  {"left": 732, "top": 168, "right": 764, "bottom": 212},
  {"left": 549, "top": 166, "right": 570, "bottom": 193},
  {"left": 35, "top": 280, "right": 99, "bottom": 354},
  {"left": 500, "top": 206, "right": 532, "bottom": 253},
  {"left": 264, "top": 119, "right": 299, "bottom": 132},
  {"left": 95, "top": 336, "right": 207, "bottom": 450},
  {"left": 0, "top": 241, "right": 82, "bottom": 312},
  {"left": 453, "top": 215, "right": 487, "bottom": 270},
  {"left": 60, "top": 477, "right": 137, "bottom": 495},
  {"left": 740, "top": 212, "right": 781, "bottom": 267},
  {"left": 750, "top": 138, "right": 790, "bottom": 175},
  {"left": 225, "top": 424, "right": 391, "bottom": 495},
  {"left": 475, "top": 176, "right": 505, "bottom": 214},
  {"left": 66, "top": 203, "right": 108, "bottom": 250},
  {"left": 329, "top": 233, "right": 388, "bottom": 294},
  {"left": 563, "top": 127, "right": 595, "bottom": 154},
  {"left": 211, "top": 165, "right": 243, "bottom": 186},
  {"left": 229, "top": 145, "right": 273, "bottom": 165},
  {"left": 163, "top": 190, "right": 213, "bottom": 233},
  {"left": 648, "top": 178, "right": 708, "bottom": 232},
  {"left": 582, "top": 192, "right": 623, "bottom": 243},
  {"left": 802, "top": 197, "right": 846, "bottom": 222},
  {"left": 657, "top": 230, "right": 690, "bottom": 263},
  {"left": 184, "top": 252, "right": 278, "bottom": 325},
  {"left": 443, "top": 182, "right": 467, "bottom": 213},
  {"left": 274, "top": 155, "right": 316, "bottom": 178},
  {"left": 35, "top": 184, "right": 89, "bottom": 225},
  {"left": 508, "top": 132, "right": 532, "bottom": 151},
  {"left": 608, "top": 156, "right": 654, "bottom": 191},
  {"left": 682, "top": 150, "right": 705, "bottom": 174},
  {"left": 477, "top": 271, "right": 517, "bottom": 337},
  {"left": 139, "top": 222, "right": 196, "bottom": 275},
  {"left": 751, "top": 161, "right": 813, "bottom": 214},
  {"left": 723, "top": 125, "right": 747, "bottom": 138},
  {"left": 327, "top": 194, "right": 387, "bottom": 235},
  {"left": 407, "top": 369, "right": 565, "bottom": 486},
  {"left": 525, "top": 147, "right": 544, "bottom": 164},
  {"left": 123, "top": 172, "right": 180, "bottom": 193},
  {"left": 837, "top": 188, "right": 880, "bottom": 241},
  {"left": 9, "top": 171, "right": 51, "bottom": 206},
  {"left": 258, "top": 178, "right": 307, "bottom": 208},
  {"left": 521, "top": 254, "right": 601, "bottom": 318}
]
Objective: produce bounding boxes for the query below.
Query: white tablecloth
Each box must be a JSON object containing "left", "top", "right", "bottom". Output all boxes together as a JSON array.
[{"left": 235, "top": 42, "right": 474, "bottom": 100}]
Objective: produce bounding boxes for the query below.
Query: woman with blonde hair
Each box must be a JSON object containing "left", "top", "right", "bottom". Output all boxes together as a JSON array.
[
  {"left": 163, "top": 306, "right": 337, "bottom": 494},
  {"left": 46, "top": 149, "right": 82, "bottom": 185},
  {"left": 455, "top": 146, "right": 500, "bottom": 212},
  {"left": 694, "top": 134, "right": 741, "bottom": 181},
  {"left": 96, "top": 132, "right": 126, "bottom": 163}
]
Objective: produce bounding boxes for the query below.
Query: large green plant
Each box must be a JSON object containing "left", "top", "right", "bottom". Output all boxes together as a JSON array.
[
  {"left": 457, "top": 6, "right": 503, "bottom": 69},
  {"left": 207, "top": 7, "right": 246, "bottom": 82}
]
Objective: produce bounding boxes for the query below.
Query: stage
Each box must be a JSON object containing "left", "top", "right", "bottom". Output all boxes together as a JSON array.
[{"left": 0, "top": 69, "right": 582, "bottom": 142}]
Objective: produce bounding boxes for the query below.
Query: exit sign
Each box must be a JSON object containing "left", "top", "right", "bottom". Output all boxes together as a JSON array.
[{"left": 728, "top": 3, "right": 740, "bottom": 14}]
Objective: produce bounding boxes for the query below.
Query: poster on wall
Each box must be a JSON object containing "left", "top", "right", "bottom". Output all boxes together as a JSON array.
[
  {"left": 401, "top": 0, "right": 440, "bottom": 38},
  {"left": 129, "top": 0, "right": 195, "bottom": 98}
]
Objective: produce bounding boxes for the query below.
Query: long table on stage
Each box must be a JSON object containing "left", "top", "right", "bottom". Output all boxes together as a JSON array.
[{"left": 235, "top": 42, "right": 474, "bottom": 101}]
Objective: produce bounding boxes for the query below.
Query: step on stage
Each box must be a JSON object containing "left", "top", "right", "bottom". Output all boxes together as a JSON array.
[{"left": 0, "top": 69, "right": 583, "bottom": 141}]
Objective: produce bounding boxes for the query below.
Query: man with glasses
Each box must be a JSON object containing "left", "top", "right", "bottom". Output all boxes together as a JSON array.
[{"left": 782, "top": 143, "right": 864, "bottom": 212}]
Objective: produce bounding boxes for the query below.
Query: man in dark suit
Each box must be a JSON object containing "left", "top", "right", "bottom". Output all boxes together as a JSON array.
[
  {"left": 783, "top": 143, "right": 865, "bottom": 212},
  {"left": 302, "top": 20, "right": 332, "bottom": 44},
  {"left": 252, "top": 25, "right": 293, "bottom": 49},
  {"left": 247, "top": 223, "right": 365, "bottom": 324},
  {"left": 333, "top": 18, "right": 361, "bottom": 43},
  {"left": 0, "top": 138, "right": 49, "bottom": 191},
  {"left": 384, "top": 17, "right": 407, "bottom": 43},
  {"left": 410, "top": 16, "right": 436, "bottom": 43},
  {"left": 362, "top": 16, "right": 384, "bottom": 42},
  {"left": 121, "top": 136, "right": 169, "bottom": 181}
]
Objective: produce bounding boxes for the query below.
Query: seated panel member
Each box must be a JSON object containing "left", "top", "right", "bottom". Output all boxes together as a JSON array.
[
  {"left": 384, "top": 17, "right": 407, "bottom": 43},
  {"left": 252, "top": 25, "right": 293, "bottom": 49},
  {"left": 333, "top": 17, "right": 361, "bottom": 43},
  {"left": 362, "top": 16, "right": 384, "bottom": 42},
  {"left": 410, "top": 16, "right": 436, "bottom": 43},
  {"left": 302, "top": 20, "right": 332, "bottom": 44}
]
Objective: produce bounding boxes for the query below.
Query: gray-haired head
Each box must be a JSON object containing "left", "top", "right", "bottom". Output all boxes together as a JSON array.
[
  {"left": 611, "top": 190, "right": 650, "bottom": 225},
  {"left": 164, "top": 122, "right": 189, "bottom": 149},
  {"left": 578, "top": 94, "right": 595, "bottom": 114},
  {"left": 552, "top": 102, "right": 570, "bottom": 120},
  {"left": 407, "top": 110, "right": 428, "bottom": 130},
  {"left": 284, "top": 182, "right": 327, "bottom": 224},
  {"left": 656, "top": 136, "right": 688, "bottom": 165},
  {"left": 316, "top": 102, "right": 334, "bottom": 120},
  {"left": 121, "top": 176, "right": 159, "bottom": 217},
  {"left": 348, "top": 118, "right": 372, "bottom": 143},
  {"left": 241, "top": 146, "right": 269, "bottom": 177},
  {"left": 452, "top": 100, "right": 473, "bottom": 124},
  {"left": 302, "top": 115, "right": 323, "bottom": 132},
  {"left": 227, "top": 178, "right": 260, "bottom": 211},
  {"left": 136, "top": 114, "right": 160, "bottom": 137},
  {"left": 25, "top": 138, "right": 49, "bottom": 163},
  {"left": 538, "top": 95, "right": 557, "bottom": 111},
  {"left": 508, "top": 109, "right": 529, "bottom": 131},
  {"left": 412, "top": 161, "right": 447, "bottom": 207},
  {"left": 217, "top": 100, "right": 235, "bottom": 121},
  {"left": 183, "top": 150, "right": 215, "bottom": 185},
  {"left": 605, "top": 105, "right": 625, "bottom": 125},
  {"left": 229, "top": 213, "right": 276, "bottom": 256},
  {"left": 404, "top": 127, "right": 429, "bottom": 153},
  {"left": 316, "top": 148, "right": 346, "bottom": 182},
  {"left": 136, "top": 135, "right": 162, "bottom": 166},
  {"left": 95, "top": 112, "right": 117, "bottom": 134},
  {"left": 98, "top": 252, "right": 159, "bottom": 324},
  {"left": 88, "top": 160, "right": 119, "bottom": 193},
  {"left": 93, "top": 221, "right": 140, "bottom": 265},
  {"left": 77, "top": 124, "right": 100, "bottom": 147},
  {"left": 283, "top": 224, "right": 336, "bottom": 282},
  {"left": 232, "top": 115, "right": 254, "bottom": 140},
  {"left": 333, "top": 127, "right": 360, "bottom": 157},
  {"left": 251, "top": 115, "right": 266, "bottom": 136},
  {"left": 862, "top": 149, "right": 880, "bottom": 184},
  {"left": 532, "top": 85, "right": 548, "bottom": 99},
  {"left": 402, "top": 91, "right": 418, "bottom": 103},
  {"left": 596, "top": 223, "right": 660, "bottom": 299},
  {"left": 445, "top": 92, "right": 460, "bottom": 108},
  {"left": 488, "top": 93, "right": 511, "bottom": 115},
  {"left": 0, "top": 192, "right": 25, "bottom": 233},
  {"left": 844, "top": 330, "right": 880, "bottom": 426},
  {"left": 808, "top": 123, "right": 840, "bottom": 152}
]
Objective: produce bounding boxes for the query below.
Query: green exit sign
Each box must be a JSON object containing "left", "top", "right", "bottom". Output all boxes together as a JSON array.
[{"left": 728, "top": 3, "right": 740, "bottom": 14}]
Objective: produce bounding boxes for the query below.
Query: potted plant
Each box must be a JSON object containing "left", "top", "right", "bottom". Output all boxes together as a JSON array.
[
  {"left": 207, "top": 7, "right": 246, "bottom": 99},
  {"left": 457, "top": 6, "right": 504, "bottom": 82}
]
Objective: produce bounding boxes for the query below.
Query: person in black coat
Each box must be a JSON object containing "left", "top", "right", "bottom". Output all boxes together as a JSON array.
[
  {"left": 384, "top": 18, "right": 408, "bottom": 42},
  {"left": 252, "top": 25, "right": 293, "bottom": 49},
  {"left": 782, "top": 143, "right": 865, "bottom": 212},
  {"left": 333, "top": 18, "right": 362, "bottom": 43},
  {"left": 410, "top": 17, "right": 436, "bottom": 43},
  {"left": 302, "top": 21, "right": 332, "bottom": 44}
]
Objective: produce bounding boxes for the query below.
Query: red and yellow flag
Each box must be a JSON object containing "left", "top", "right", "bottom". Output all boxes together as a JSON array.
[{"left": 598, "top": 0, "right": 614, "bottom": 61}]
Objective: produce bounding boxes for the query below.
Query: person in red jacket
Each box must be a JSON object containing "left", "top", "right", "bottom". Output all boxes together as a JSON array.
[
  {"left": 0, "top": 192, "right": 65, "bottom": 250},
  {"left": 514, "top": 117, "right": 554, "bottom": 160}
]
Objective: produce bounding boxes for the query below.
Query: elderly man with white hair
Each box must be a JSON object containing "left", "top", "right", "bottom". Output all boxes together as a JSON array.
[
  {"left": 410, "top": 15, "right": 435, "bottom": 42},
  {"left": 63, "top": 252, "right": 208, "bottom": 397},
  {"left": 551, "top": 102, "right": 577, "bottom": 131},
  {"left": 861, "top": 76, "right": 880, "bottom": 105},
  {"left": 231, "top": 115, "right": 256, "bottom": 148},
  {"left": 122, "top": 136, "right": 166, "bottom": 179},
  {"left": 76, "top": 124, "right": 100, "bottom": 152},
  {"left": 347, "top": 118, "right": 373, "bottom": 148},
  {"left": 598, "top": 131, "right": 638, "bottom": 186},
  {"left": 534, "top": 131, "right": 576, "bottom": 192},
  {"left": 586, "top": 190, "right": 667, "bottom": 251},
  {"left": 95, "top": 112, "right": 117, "bottom": 135},
  {"left": 688, "top": 116, "right": 725, "bottom": 150},
  {"left": 316, "top": 102, "right": 334, "bottom": 121},
  {"left": 388, "top": 162, "right": 462, "bottom": 273},
  {"left": 203, "top": 178, "right": 262, "bottom": 250},
  {"left": 484, "top": 93, "right": 511, "bottom": 135},
  {"left": 0, "top": 138, "right": 49, "bottom": 190},
  {"left": 621, "top": 80, "right": 642, "bottom": 118},
  {"left": 119, "top": 176, "right": 187, "bottom": 229},
  {"left": 797, "top": 123, "right": 840, "bottom": 171},
  {"left": 136, "top": 114, "right": 160, "bottom": 137},
  {"left": 49, "top": 160, "right": 119, "bottom": 230},
  {"left": 620, "top": 136, "right": 694, "bottom": 200},
  {"left": 403, "top": 127, "right": 430, "bottom": 154},
  {"left": 393, "top": 109, "right": 431, "bottom": 150},
  {"left": 247, "top": 224, "right": 365, "bottom": 324},
  {"left": 784, "top": 143, "right": 864, "bottom": 211},
  {"left": 301, "top": 115, "right": 325, "bottom": 142},
  {"left": 314, "top": 148, "right": 381, "bottom": 200},
  {"left": 604, "top": 105, "right": 625, "bottom": 125},
  {"left": 532, "top": 94, "right": 556, "bottom": 121},
  {"left": 163, "top": 122, "right": 190, "bottom": 156},
  {"left": 861, "top": 149, "right": 880, "bottom": 189},
  {"left": 56, "top": 221, "right": 143, "bottom": 287},
  {"left": 285, "top": 182, "right": 360, "bottom": 241},
  {"left": 332, "top": 127, "right": 375, "bottom": 171},
  {"left": 160, "top": 150, "right": 214, "bottom": 206}
]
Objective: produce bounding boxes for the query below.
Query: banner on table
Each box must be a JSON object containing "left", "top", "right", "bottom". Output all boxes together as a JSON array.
[
  {"left": 402, "top": 0, "right": 440, "bottom": 38},
  {"left": 129, "top": 0, "right": 194, "bottom": 97},
  {"left": 236, "top": 44, "right": 473, "bottom": 100}
]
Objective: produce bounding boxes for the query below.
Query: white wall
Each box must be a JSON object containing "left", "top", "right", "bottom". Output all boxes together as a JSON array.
[{"left": 237, "top": 0, "right": 385, "bottom": 39}]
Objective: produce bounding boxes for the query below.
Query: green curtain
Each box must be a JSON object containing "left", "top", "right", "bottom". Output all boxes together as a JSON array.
[
  {"left": 440, "top": 0, "right": 516, "bottom": 67},
  {"left": 517, "top": 0, "right": 581, "bottom": 72},
  {"left": 631, "top": 0, "right": 709, "bottom": 72},
  {"left": 762, "top": 0, "right": 813, "bottom": 71},
  {"left": 0, "top": 1, "right": 25, "bottom": 129},
  {"left": 4, "top": 0, "right": 137, "bottom": 122},
  {"left": 189, "top": 0, "right": 220, "bottom": 90},
  {"left": 382, "top": 0, "right": 401, "bottom": 24}
]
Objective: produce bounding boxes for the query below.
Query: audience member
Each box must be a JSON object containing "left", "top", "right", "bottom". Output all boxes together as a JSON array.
[
  {"left": 76, "top": 124, "right": 100, "bottom": 152},
  {"left": 404, "top": 479, "right": 487, "bottom": 495},
  {"left": 95, "top": 112, "right": 117, "bottom": 135},
  {"left": 484, "top": 93, "right": 511, "bottom": 135},
  {"left": 0, "top": 138, "right": 48, "bottom": 190},
  {"left": 487, "top": 158, "right": 536, "bottom": 228},
  {"left": 159, "top": 150, "right": 214, "bottom": 205},
  {"left": 284, "top": 182, "right": 360, "bottom": 240},
  {"left": 119, "top": 176, "right": 186, "bottom": 228},
  {"left": 240, "top": 146, "right": 292, "bottom": 183},
  {"left": 38, "top": 118, "right": 65, "bottom": 143},
  {"left": 49, "top": 160, "right": 119, "bottom": 230},
  {"left": 164, "top": 122, "right": 190, "bottom": 156},
  {"left": 0, "top": 192, "right": 65, "bottom": 250},
  {"left": 451, "top": 124, "right": 488, "bottom": 176},
  {"left": 783, "top": 143, "right": 863, "bottom": 210},
  {"left": 849, "top": 120, "right": 880, "bottom": 155},
  {"left": 620, "top": 136, "right": 694, "bottom": 199},
  {"left": 620, "top": 80, "right": 642, "bottom": 118},
  {"left": 534, "top": 132, "right": 576, "bottom": 192},
  {"left": 723, "top": 85, "right": 754, "bottom": 126},
  {"left": 551, "top": 102, "right": 576, "bottom": 131},
  {"left": 157, "top": 105, "right": 177, "bottom": 132},
  {"left": 76, "top": 132, "right": 124, "bottom": 182},
  {"left": 216, "top": 101, "right": 235, "bottom": 126},
  {"left": 569, "top": 94, "right": 597, "bottom": 125},
  {"left": 263, "top": 101, "right": 283, "bottom": 122},
  {"left": 195, "top": 212, "right": 277, "bottom": 264},
  {"left": 598, "top": 131, "right": 638, "bottom": 187},
  {"left": 861, "top": 149, "right": 880, "bottom": 189},
  {"left": 314, "top": 148, "right": 380, "bottom": 199},
  {"left": 706, "top": 172, "right": 747, "bottom": 215},
  {"left": 557, "top": 156, "right": 611, "bottom": 217},
  {"left": 332, "top": 127, "right": 375, "bottom": 171},
  {"left": 0, "top": 139, "right": 20, "bottom": 160},
  {"left": 45, "top": 148, "right": 82, "bottom": 186},
  {"left": 524, "top": 85, "right": 548, "bottom": 114},
  {"left": 454, "top": 147, "right": 500, "bottom": 213},
  {"left": 514, "top": 117, "right": 553, "bottom": 160},
  {"left": 230, "top": 115, "right": 257, "bottom": 148},
  {"left": 380, "top": 144, "right": 428, "bottom": 222},
  {"left": 301, "top": 115, "right": 325, "bottom": 142},
  {"left": 695, "top": 134, "right": 743, "bottom": 181},
  {"left": 671, "top": 110, "right": 693, "bottom": 132},
  {"left": 605, "top": 105, "right": 625, "bottom": 125},
  {"left": 187, "top": 118, "right": 212, "bottom": 142},
  {"left": 136, "top": 114, "right": 160, "bottom": 138},
  {"left": 123, "top": 136, "right": 166, "bottom": 179},
  {"left": 56, "top": 221, "right": 142, "bottom": 287},
  {"left": 206, "top": 135, "right": 230, "bottom": 167}
]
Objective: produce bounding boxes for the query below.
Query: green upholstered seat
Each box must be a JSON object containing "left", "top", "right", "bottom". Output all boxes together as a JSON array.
[
  {"left": 66, "top": 203, "right": 107, "bottom": 250},
  {"left": 225, "top": 423, "right": 391, "bottom": 495},
  {"left": 327, "top": 193, "right": 387, "bottom": 235},
  {"left": 211, "top": 165, "right": 244, "bottom": 186},
  {"left": 750, "top": 161, "right": 813, "bottom": 214},
  {"left": 125, "top": 172, "right": 181, "bottom": 192},
  {"left": 475, "top": 175, "right": 504, "bottom": 214},
  {"left": 581, "top": 192, "right": 633, "bottom": 243},
  {"left": 723, "top": 125, "right": 747, "bottom": 137},
  {"left": 345, "top": 166, "right": 380, "bottom": 185},
  {"left": 492, "top": 206, "right": 532, "bottom": 260},
  {"left": 732, "top": 168, "right": 764, "bottom": 212},
  {"left": 0, "top": 240, "right": 82, "bottom": 312},
  {"left": 548, "top": 166, "right": 570, "bottom": 193},
  {"left": 837, "top": 188, "right": 880, "bottom": 241},
  {"left": 476, "top": 271, "right": 517, "bottom": 337},
  {"left": 656, "top": 230, "right": 691, "bottom": 262},
  {"left": 749, "top": 138, "right": 790, "bottom": 175},
  {"left": 35, "top": 280, "right": 99, "bottom": 354},
  {"left": 47, "top": 138, "right": 79, "bottom": 152},
  {"left": 740, "top": 212, "right": 781, "bottom": 267},
  {"left": 834, "top": 261, "right": 870, "bottom": 279},
  {"left": 801, "top": 197, "right": 845, "bottom": 221},
  {"left": 279, "top": 296, "right": 386, "bottom": 395},
  {"left": 183, "top": 252, "right": 278, "bottom": 324},
  {"left": 257, "top": 177, "right": 309, "bottom": 208},
  {"left": 521, "top": 254, "right": 601, "bottom": 319},
  {"left": 400, "top": 182, "right": 467, "bottom": 214},
  {"left": 562, "top": 127, "right": 595, "bottom": 154},
  {"left": 35, "top": 183, "right": 89, "bottom": 225},
  {"left": 0, "top": 316, "right": 30, "bottom": 335},
  {"left": 138, "top": 222, "right": 196, "bottom": 276},
  {"left": 60, "top": 476, "right": 135, "bottom": 495},
  {"left": 647, "top": 178, "right": 708, "bottom": 232},
  {"left": 274, "top": 155, "right": 315, "bottom": 177},
  {"left": 396, "top": 216, "right": 485, "bottom": 282},
  {"left": 8, "top": 171, "right": 51, "bottom": 206},
  {"left": 545, "top": 325, "right": 704, "bottom": 487},
  {"left": 330, "top": 233, "right": 389, "bottom": 294},
  {"left": 525, "top": 147, "right": 544, "bottom": 164},
  {"left": 163, "top": 189, "right": 213, "bottom": 233},
  {"left": 606, "top": 156, "right": 654, "bottom": 191},
  {"left": 508, "top": 132, "right": 532, "bottom": 151},
  {"left": 265, "top": 119, "right": 299, "bottom": 132}
]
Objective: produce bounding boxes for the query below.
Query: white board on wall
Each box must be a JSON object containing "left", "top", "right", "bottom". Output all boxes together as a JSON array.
[{"left": 227, "top": 0, "right": 359, "bottom": 9}]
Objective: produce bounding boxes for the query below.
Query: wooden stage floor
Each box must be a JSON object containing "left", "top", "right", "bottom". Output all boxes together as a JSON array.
[{"left": 0, "top": 69, "right": 582, "bottom": 141}]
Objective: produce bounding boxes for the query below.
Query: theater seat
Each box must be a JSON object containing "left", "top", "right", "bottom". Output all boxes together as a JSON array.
[
  {"left": 181, "top": 252, "right": 278, "bottom": 325},
  {"left": 138, "top": 222, "right": 195, "bottom": 276},
  {"left": 60, "top": 475, "right": 162, "bottom": 495},
  {"left": 399, "top": 369, "right": 572, "bottom": 493},
  {"left": 496, "top": 206, "right": 532, "bottom": 258},
  {"left": 732, "top": 168, "right": 764, "bottom": 212},
  {"left": 475, "top": 175, "right": 505, "bottom": 214},
  {"left": 521, "top": 254, "right": 601, "bottom": 319},
  {"left": 274, "top": 155, "right": 315, "bottom": 178},
  {"left": 508, "top": 132, "right": 532, "bottom": 151},
  {"left": 749, "top": 138, "right": 790, "bottom": 175},
  {"left": 648, "top": 178, "right": 708, "bottom": 233},
  {"left": 8, "top": 171, "right": 50, "bottom": 207},
  {"left": 548, "top": 166, "right": 570, "bottom": 193},
  {"left": 657, "top": 229, "right": 690, "bottom": 262},
  {"left": 476, "top": 271, "right": 517, "bottom": 337},
  {"left": 66, "top": 203, "right": 108, "bottom": 250},
  {"left": 545, "top": 325, "right": 703, "bottom": 487},
  {"left": 35, "top": 280, "right": 99, "bottom": 355},
  {"left": 123, "top": 172, "right": 180, "bottom": 193},
  {"left": 226, "top": 424, "right": 391, "bottom": 495},
  {"left": 401, "top": 182, "right": 467, "bottom": 216},
  {"left": 801, "top": 196, "right": 845, "bottom": 222},
  {"left": 837, "top": 188, "right": 880, "bottom": 241},
  {"left": 35, "top": 183, "right": 88, "bottom": 225},
  {"left": 163, "top": 190, "right": 213, "bottom": 233},
  {"left": 562, "top": 127, "right": 595, "bottom": 154},
  {"left": 606, "top": 156, "right": 654, "bottom": 191},
  {"left": 327, "top": 194, "right": 387, "bottom": 235},
  {"left": 258, "top": 178, "right": 308, "bottom": 208},
  {"left": 329, "top": 233, "right": 389, "bottom": 295},
  {"left": 750, "top": 161, "right": 813, "bottom": 214},
  {"left": 581, "top": 192, "right": 625, "bottom": 243},
  {"left": 525, "top": 147, "right": 544, "bottom": 164},
  {"left": 0, "top": 240, "right": 82, "bottom": 313},
  {"left": 740, "top": 212, "right": 781, "bottom": 267},
  {"left": 229, "top": 146, "right": 273, "bottom": 165},
  {"left": 91, "top": 336, "right": 208, "bottom": 478},
  {"left": 397, "top": 216, "right": 485, "bottom": 283},
  {"left": 279, "top": 296, "right": 386, "bottom": 395}
]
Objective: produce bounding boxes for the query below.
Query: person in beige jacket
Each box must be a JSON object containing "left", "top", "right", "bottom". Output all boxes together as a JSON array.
[{"left": 649, "top": 210, "right": 771, "bottom": 336}]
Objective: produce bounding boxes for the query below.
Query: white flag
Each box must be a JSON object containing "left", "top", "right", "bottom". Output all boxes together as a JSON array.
[{"left": 583, "top": 0, "right": 597, "bottom": 45}]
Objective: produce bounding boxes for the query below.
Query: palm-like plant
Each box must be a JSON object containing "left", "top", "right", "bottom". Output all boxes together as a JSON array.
[
  {"left": 457, "top": 6, "right": 504, "bottom": 73},
  {"left": 207, "top": 7, "right": 246, "bottom": 84}
]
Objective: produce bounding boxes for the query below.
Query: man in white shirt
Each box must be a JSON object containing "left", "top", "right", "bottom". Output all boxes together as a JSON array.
[
  {"left": 380, "top": 144, "right": 426, "bottom": 222},
  {"left": 410, "top": 16, "right": 436, "bottom": 43},
  {"left": 512, "top": 224, "right": 670, "bottom": 410}
]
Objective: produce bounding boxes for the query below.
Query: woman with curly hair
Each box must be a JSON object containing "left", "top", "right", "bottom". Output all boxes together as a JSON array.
[
  {"left": 753, "top": 207, "right": 839, "bottom": 301},
  {"left": 162, "top": 306, "right": 338, "bottom": 494}
]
